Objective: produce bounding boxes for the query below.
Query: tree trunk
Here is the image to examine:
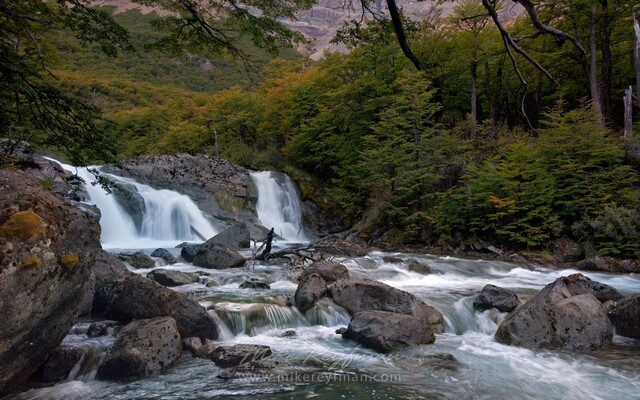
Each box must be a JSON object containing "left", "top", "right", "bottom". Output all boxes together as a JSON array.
[
  {"left": 484, "top": 61, "right": 495, "bottom": 125},
  {"left": 589, "top": 6, "right": 604, "bottom": 124},
  {"left": 624, "top": 86, "right": 633, "bottom": 136},
  {"left": 634, "top": 12, "right": 640, "bottom": 100},
  {"left": 599, "top": 0, "right": 613, "bottom": 125},
  {"left": 470, "top": 61, "right": 478, "bottom": 138}
]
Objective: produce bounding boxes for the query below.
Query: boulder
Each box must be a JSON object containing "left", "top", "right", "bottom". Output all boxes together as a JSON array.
[
  {"left": 150, "top": 248, "right": 177, "bottom": 264},
  {"left": 239, "top": 278, "right": 271, "bottom": 289},
  {"left": 621, "top": 259, "right": 640, "bottom": 273},
  {"left": 576, "top": 256, "right": 623, "bottom": 273},
  {"left": 299, "top": 260, "right": 349, "bottom": 283},
  {"left": 495, "top": 275, "right": 614, "bottom": 349},
  {"left": 87, "top": 322, "right": 109, "bottom": 338},
  {"left": 210, "top": 344, "right": 272, "bottom": 368},
  {"left": 117, "top": 251, "right": 155, "bottom": 269},
  {"left": 92, "top": 251, "right": 219, "bottom": 339},
  {"left": 40, "top": 345, "right": 85, "bottom": 383},
  {"left": 312, "top": 236, "right": 368, "bottom": 257},
  {"left": 549, "top": 236, "right": 582, "bottom": 262},
  {"left": 473, "top": 284, "right": 520, "bottom": 313},
  {"left": 382, "top": 256, "right": 403, "bottom": 264},
  {"left": 180, "top": 245, "right": 199, "bottom": 262},
  {"left": 195, "top": 339, "right": 217, "bottom": 359},
  {"left": 341, "top": 311, "right": 435, "bottom": 353},
  {"left": 97, "top": 317, "right": 181, "bottom": 380},
  {"left": 147, "top": 268, "right": 199, "bottom": 287},
  {"left": 110, "top": 181, "right": 145, "bottom": 230},
  {"left": 202, "top": 222, "right": 250, "bottom": 249},
  {"left": 192, "top": 245, "right": 245, "bottom": 269},
  {"left": 294, "top": 273, "right": 327, "bottom": 311},
  {"left": 182, "top": 337, "right": 203, "bottom": 355},
  {"left": 608, "top": 295, "right": 640, "bottom": 340},
  {"left": 78, "top": 271, "right": 96, "bottom": 317},
  {"left": 0, "top": 169, "right": 101, "bottom": 395},
  {"left": 407, "top": 260, "right": 433, "bottom": 275},
  {"left": 562, "top": 275, "right": 624, "bottom": 303},
  {"left": 328, "top": 278, "right": 444, "bottom": 333}
]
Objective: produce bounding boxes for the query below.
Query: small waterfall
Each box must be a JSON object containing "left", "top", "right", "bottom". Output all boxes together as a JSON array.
[
  {"left": 57, "top": 162, "right": 218, "bottom": 248},
  {"left": 250, "top": 171, "right": 308, "bottom": 243},
  {"left": 214, "top": 303, "right": 309, "bottom": 336},
  {"left": 304, "top": 298, "right": 351, "bottom": 327}
]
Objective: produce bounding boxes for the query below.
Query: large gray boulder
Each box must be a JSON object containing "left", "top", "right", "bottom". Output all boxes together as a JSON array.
[
  {"left": 473, "top": 284, "right": 520, "bottom": 313},
  {"left": 0, "top": 170, "right": 101, "bottom": 395},
  {"left": 150, "top": 248, "right": 177, "bottom": 264},
  {"left": 563, "top": 275, "right": 624, "bottom": 303},
  {"left": 495, "top": 274, "right": 614, "bottom": 349},
  {"left": 328, "top": 278, "right": 444, "bottom": 333},
  {"left": 299, "top": 260, "right": 349, "bottom": 283},
  {"left": 341, "top": 310, "right": 435, "bottom": 353},
  {"left": 202, "top": 222, "right": 251, "bottom": 249},
  {"left": 117, "top": 251, "right": 155, "bottom": 269},
  {"left": 97, "top": 317, "right": 181, "bottom": 380},
  {"left": 192, "top": 245, "right": 245, "bottom": 269},
  {"left": 608, "top": 295, "right": 640, "bottom": 339},
  {"left": 147, "top": 268, "right": 199, "bottom": 287},
  {"left": 294, "top": 273, "right": 327, "bottom": 311},
  {"left": 92, "top": 251, "right": 219, "bottom": 339}
]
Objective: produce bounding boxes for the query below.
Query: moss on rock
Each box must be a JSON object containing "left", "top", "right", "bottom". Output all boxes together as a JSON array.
[
  {"left": 0, "top": 210, "right": 46, "bottom": 241},
  {"left": 60, "top": 254, "right": 79, "bottom": 270},
  {"left": 23, "top": 257, "right": 41, "bottom": 270}
]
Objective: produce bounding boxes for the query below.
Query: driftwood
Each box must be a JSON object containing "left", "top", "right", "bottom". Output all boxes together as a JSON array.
[{"left": 247, "top": 227, "right": 317, "bottom": 268}]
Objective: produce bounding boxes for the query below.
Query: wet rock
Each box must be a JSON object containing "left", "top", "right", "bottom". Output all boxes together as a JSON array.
[
  {"left": 621, "top": 259, "right": 640, "bottom": 273},
  {"left": 0, "top": 170, "right": 101, "bottom": 395},
  {"left": 473, "top": 285, "right": 520, "bottom": 313},
  {"left": 312, "top": 236, "right": 368, "bottom": 257},
  {"left": 576, "top": 256, "right": 624, "bottom": 273},
  {"left": 117, "top": 251, "right": 155, "bottom": 269},
  {"left": 147, "top": 268, "right": 199, "bottom": 287},
  {"left": 40, "top": 345, "right": 85, "bottom": 383},
  {"left": 281, "top": 330, "right": 297, "bottom": 337},
  {"left": 150, "top": 248, "right": 177, "bottom": 264},
  {"left": 383, "top": 256, "right": 403, "bottom": 264},
  {"left": 110, "top": 181, "right": 145, "bottom": 230},
  {"left": 210, "top": 344, "right": 272, "bottom": 368},
  {"left": 419, "top": 353, "right": 464, "bottom": 371},
  {"left": 180, "top": 245, "right": 199, "bottom": 262},
  {"left": 341, "top": 311, "right": 435, "bottom": 353},
  {"left": 335, "top": 327, "right": 347, "bottom": 335},
  {"left": 562, "top": 275, "right": 624, "bottom": 303},
  {"left": 217, "top": 359, "right": 281, "bottom": 380},
  {"left": 92, "top": 251, "right": 219, "bottom": 339},
  {"left": 195, "top": 339, "right": 217, "bottom": 359},
  {"left": 78, "top": 271, "right": 96, "bottom": 317},
  {"left": 87, "top": 322, "right": 108, "bottom": 338},
  {"left": 550, "top": 236, "right": 582, "bottom": 262},
  {"left": 495, "top": 274, "right": 614, "bottom": 349},
  {"left": 182, "top": 337, "right": 203, "bottom": 355},
  {"left": 203, "top": 222, "right": 250, "bottom": 249},
  {"left": 97, "top": 317, "right": 181, "bottom": 380},
  {"left": 407, "top": 260, "right": 432, "bottom": 275},
  {"left": 608, "top": 295, "right": 640, "bottom": 340},
  {"left": 192, "top": 245, "right": 246, "bottom": 269},
  {"left": 328, "top": 278, "right": 444, "bottom": 333},
  {"left": 295, "top": 273, "right": 327, "bottom": 311},
  {"left": 299, "top": 260, "right": 349, "bottom": 283},
  {"left": 239, "top": 278, "right": 271, "bottom": 289}
]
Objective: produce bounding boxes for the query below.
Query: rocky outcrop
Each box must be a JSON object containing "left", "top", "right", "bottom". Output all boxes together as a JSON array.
[
  {"left": 312, "top": 236, "right": 368, "bottom": 257},
  {"left": 295, "top": 273, "right": 327, "bottom": 311},
  {"left": 92, "top": 251, "right": 219, "bottom": 339},
  {"left": 210, "top": 344, "right": 272, "bottom": 368},
  {"left": 202, "top": 222, "right": 250, "bottom": 249},
  {"left": 147, "top": 268, "right": 199, "bottom": 287},
  {"left": 549, "top": 237, "right": 582, "bottom": 263},
  {"left": 39, "top": 345, "right": 85, "bottom": 383},
  {"left": 150, "top": 248, "right": 177, "bottom": 264},
  {"left": 192, "top": 245, "right": 246, "bottom": 269},
  {"left": 117, "top": 251, "right": 155, "bottom": 269},
  {"left": 341, "top": 310, "right": 435, "bottom": 353},
  {"left": 298, "top": 260, "right": 349, "bottom": 283},
  {"left": 0, "top": 169, "right": 101, "bottom": 395},
  {"left": 473, "top": 285, "right": 520, "bottom": 313},
  {"left": 328, "top": 278, "right": 445, "bottom": 333},
  {"left": 495, "top": 274, "right": 614, "bottom": 349},
  {"left": 608, "top": 295, "right": 640, "bottom": 340},
  {"left": 576, "top": 256, "right": 623, "bottom": 272},
  {"left": 97, "top": 317, "right": 181, "bottom": 380}
]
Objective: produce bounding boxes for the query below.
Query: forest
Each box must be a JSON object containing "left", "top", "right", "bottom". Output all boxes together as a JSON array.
[{"left": 3, "top": 0, "right": 640, "bottom": 257}]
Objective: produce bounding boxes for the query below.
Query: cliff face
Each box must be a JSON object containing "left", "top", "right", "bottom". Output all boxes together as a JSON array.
[{"left": 0, "top": 169, "right": 102, "bottom": 395}]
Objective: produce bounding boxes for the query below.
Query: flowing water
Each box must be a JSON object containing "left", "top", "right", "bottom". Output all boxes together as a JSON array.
[{"left": 13, "top": 163, "right": 640, "bottom": 400}]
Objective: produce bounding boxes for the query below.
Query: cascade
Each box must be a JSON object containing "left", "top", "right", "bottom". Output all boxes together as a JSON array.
[
  {"left": 54, "top": 161, "right": 218, "bottom": 248},
  {"left": 250, "top": 170, "right": 308, "bottom": 243},
  {"left": 214, "top": 303, "right": 309, "bottom": 336}
]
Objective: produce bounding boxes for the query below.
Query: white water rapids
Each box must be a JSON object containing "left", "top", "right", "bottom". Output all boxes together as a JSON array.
[{"left": 16, "top": 161, "right": 640, "bottom": 400}]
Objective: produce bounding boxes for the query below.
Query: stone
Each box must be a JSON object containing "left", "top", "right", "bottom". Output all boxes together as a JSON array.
[
  {"left": 202, "top": 222, "right": 251, "bottom": 249},
  {"left": 495, "top": 275, "right": 614, "bottom": 349},
  {"left": 473, "top": 284, "right": 520, "bottom": 313},
  {"left": 328, "top": 278, "right": 444, "bottom": 333},
  {"left": 549, "top": 236, "right": 582, "bottom": 262},
  {"left": 298, "top": 260, "right": 349, "bottom": 283},
  {"left": 117, "top": 251, "right": 155, "bottom": 269},
  {"left": 0, "top": 170, "right": 101, "bottom": 395},
  {"left": 576, "top": 256, "right": 623, "bottom": 273},
  {"left": 295, "top": 273, "right": 327, "bottom": 311},
  {"left": 87, "top": 322, "right": 108, "bottom": 338},
  {"left": 147, "top": 268, "right": 199, "bottom": 287},
  {"left": 562, "top": 275, "right": 624, "bottom": 303},
  {"left": 608, "top": 295, "right": 640, "bottom": 340},
  {"left": 407, "top": 260, "right": 433, "bottom": 274},
  {"left": 382, "top": 256, "right": 403, "bottom": 264},
  {"left": 195, "top": 339, "right": 217, "bottom": 359},
  {"left": 150, "top": 248, "right": 177, "bottom": 264},
  {"left": 92, "top": 251, "right": 219, "bottom": 339},
  {"left": 239, "top": 278, "right": 271, "bottom": 289},
  {"left": 192, "top": 245, "right": 246, "bottom": 269},
  {"left": 341, "top": 311, "right": 435, "bottom": 353},
  {"left": 210, "top": 344, "right": 272, "bottom": 368},
  {"left": 40, "top": 345, "right": 85, "bottom": 383},
  {"left": 97, "top": 317, "right": 181, "bottom": 380},
  {"left": 182, "top": 337, "right": 203, "bottom": 355}
]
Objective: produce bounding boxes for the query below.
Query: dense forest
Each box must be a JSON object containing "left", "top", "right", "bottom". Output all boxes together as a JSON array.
[{"left": 3, "top": 0, "right": 640, "bottom": 257}]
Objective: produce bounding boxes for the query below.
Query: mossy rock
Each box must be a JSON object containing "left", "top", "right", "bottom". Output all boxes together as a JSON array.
[
  {"left": 213, "top": 192, "right": 245, "bottom": 215},
  {"left": 60, "top": 254, "right": 79, "bottom": 270},
  {"left": 0, "top": 210, "right": 46, "bottom": 241},
  {"left": 23, "top": 257, "right": 41, "bottom": 270}
]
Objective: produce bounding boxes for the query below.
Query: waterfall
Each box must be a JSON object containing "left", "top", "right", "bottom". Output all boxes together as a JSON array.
[
  {"left": 250, "top": 171, "right": 308, "bottom": 243},
  {"left": 54, "top": 161, "right": 218, "bottom": 249}
]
